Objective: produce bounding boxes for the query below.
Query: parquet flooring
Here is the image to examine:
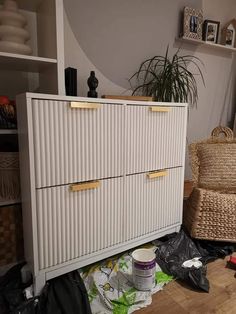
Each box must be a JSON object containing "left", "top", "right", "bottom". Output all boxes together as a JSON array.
[{"left": 138, "top": 256, "right": 236, "bottom": 314}]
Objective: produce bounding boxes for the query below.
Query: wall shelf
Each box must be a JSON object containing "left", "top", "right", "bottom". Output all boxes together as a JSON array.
[
  {"left": 0, "top": 129, "right": 18, "bottom": 134},
  {"left": 176, "top": 36, "right": 236, "bottom": 53},
  {"left": 0, "top": 52, "right": 57, "bottom": 73},
  {"left": 0, "top": 0, "right": 41, "bottom": 12},
  {"left": 0, "top": 199, "right": 21, "bottom": 207}
]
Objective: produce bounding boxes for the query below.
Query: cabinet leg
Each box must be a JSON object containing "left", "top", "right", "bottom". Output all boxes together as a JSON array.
[
  {"left": 34, "top": 273, "right": 46, "bottom": 296},
  {"left": 175, "top": 225, "right": 181, "bottom": 233}
]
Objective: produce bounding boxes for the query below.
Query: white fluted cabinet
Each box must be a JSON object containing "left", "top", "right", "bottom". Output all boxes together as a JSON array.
[{"left": 16, "top": 93, "right": 188, "bottom": 294}]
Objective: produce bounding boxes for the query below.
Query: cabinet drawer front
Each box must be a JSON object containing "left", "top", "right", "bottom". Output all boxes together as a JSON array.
[
  {"left": 36, "top": 177, "right": 123, "bottom": 270},
  {"left": 32, "top": 100, "right": 124, "bottom": 188},
  {"left": 124, "top": 167, "right": 183, "bottom": 241},
  {"left": 126, "top": 105, "right": 186, "bottom": 174}
]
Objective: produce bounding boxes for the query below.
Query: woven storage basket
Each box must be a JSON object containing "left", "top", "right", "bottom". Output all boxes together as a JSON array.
[
  {"left": 184, "top": 187, "right": 236, "bottom": 242},
  {"left": 185, "top": 126, "right": 236, "bottom": 242},
  {"left": 0, "top": 204, "right": 24, "bottom": 266},
  {"left": 0, "top": 152, "right": 20, "bottom": 202},
  {"left": 189, "top": 126, "right": 236, "bottom": 192}
]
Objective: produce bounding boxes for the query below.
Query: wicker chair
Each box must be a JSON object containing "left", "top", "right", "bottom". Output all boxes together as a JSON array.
[{"left": 183, "top": 126, "right": 236, "bottom": 242}]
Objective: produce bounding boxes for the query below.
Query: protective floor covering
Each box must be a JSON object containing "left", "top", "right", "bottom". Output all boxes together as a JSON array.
[{"left": 80, "top": 245, "right": 173, "bottom": 314}]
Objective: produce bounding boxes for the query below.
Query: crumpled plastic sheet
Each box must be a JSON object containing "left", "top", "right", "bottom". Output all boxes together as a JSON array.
[{"left": 80, "top": 245, "right": 173, "bottom": 314}]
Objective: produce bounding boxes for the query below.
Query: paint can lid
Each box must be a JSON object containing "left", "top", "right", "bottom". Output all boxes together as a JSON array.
[{"left": 132, "top": 249, "right": 156, "bottom": 263}]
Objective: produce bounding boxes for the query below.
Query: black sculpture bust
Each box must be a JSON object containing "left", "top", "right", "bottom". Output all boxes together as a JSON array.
[{"left": 87, "top": 71, "right": 98, "bottom": 98}]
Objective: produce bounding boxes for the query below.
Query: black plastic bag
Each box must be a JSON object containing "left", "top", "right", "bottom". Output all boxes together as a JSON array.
[
  {"left": 0, "top": 263, "right": 92, "bottom": 314},
  {"left": 194, "top": 240, "right": 236, "bottom": 264},
  {"left": 11, "top": 298, "right": 39, "bottom": 314},
  {"left": 155, "top": 230, "right": 209, "bottom": 292},
  {"left": 0, "top": 262, "right": 31, "bottom": 314},
  {"left": 38, "top": 270, "right": 92, "bottom": 314}
]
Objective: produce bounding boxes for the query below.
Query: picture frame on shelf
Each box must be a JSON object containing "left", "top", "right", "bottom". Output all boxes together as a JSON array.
[
  {"left": 183, "top": 7, "right": 203, "bottom": 40},
  {"left": 221, "top": 19, "right": 236, "bottom": 48},
  {"left": 203, "top": 20, "right": 220, "bottom": 44}
]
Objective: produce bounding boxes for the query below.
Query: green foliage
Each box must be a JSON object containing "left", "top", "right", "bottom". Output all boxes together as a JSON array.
[{"left": 129, "top": 47, "right": 205, "bottom": 107}]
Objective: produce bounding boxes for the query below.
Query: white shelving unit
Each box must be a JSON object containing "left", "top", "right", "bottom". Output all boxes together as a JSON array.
[
  {"left": 0, "top": 199, "right": 21, "bottom": 206},
  {"left": 0, "top": 0, "right": 65, "bottom": 95},
  {"left": 0, "top": 129, "right": 17, "bottom": 134},
  {"left": 0, "top": 52, "right": 57, "bottom": 72},
  {"left": 0, "top": 1, "right": 65, "bottom": 211},
  {"left": 176, "top": 36, "right": 236, "bottom": 53}
]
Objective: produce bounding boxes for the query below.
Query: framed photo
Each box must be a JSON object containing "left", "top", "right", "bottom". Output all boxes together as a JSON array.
[
  {"left": 225, "top": 28, "right": 235, "bottom": 46},
  {"left": 183, "top": 7, "right": 203, "bottom": 40},
  {"left": 203, "top": 20, "right": 220, "bottom": 43},
  {"left": 221, "top": 19, "right": 236, "bottom": 47}
]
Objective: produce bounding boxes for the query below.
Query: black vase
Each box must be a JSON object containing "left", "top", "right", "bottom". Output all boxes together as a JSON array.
[
  {"left": 87, "top": 71, "right": 98, "bottom": 98},
  {"left": 65, "top": 67, "right": 77, "bottom": 96}
]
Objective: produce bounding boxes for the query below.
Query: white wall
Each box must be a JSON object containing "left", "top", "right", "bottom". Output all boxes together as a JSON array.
[
  {"left": 203, "top": 0, "right": 236, "bottom": 26},
  {"left": 64, "top": 13, "right": 127, "bottom": 97},
  {"left": 185, "top": 0, "right": 236, "bottom": 177},
  {"left": 64, "top": 0, "right": 236, "bottom": 179},
  {"left": 64, "top": 0, "right": 202, "bottom": 89}
]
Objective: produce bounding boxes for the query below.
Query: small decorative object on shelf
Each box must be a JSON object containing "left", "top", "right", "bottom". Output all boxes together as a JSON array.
[
  {"left": 102, "top": 95, "right": 153, "bottom": 101},
  {"left": 183, "top": 7, "right": 203, "bottom": 40},
  {"left": 203, "top": 20, "right": 220, "bottom": 44},
  {"left": 0, "top": 0, "right": 32, "bottom": 55},
  {"left": 0, "top": 95, "right": 17, "bottom": 129},
  {"left": 65, "top": 67, "right": 77, "bottom": 96},
  {"left": 87, "top": 71, "right": 98, "bottom": 98},
  {"left": 221, "top": 19, "right": 236, "bottom": 48}
]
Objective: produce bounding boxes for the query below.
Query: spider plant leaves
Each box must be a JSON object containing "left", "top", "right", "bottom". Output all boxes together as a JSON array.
[{"left": 128, "top": 47, "right": 204, "bottom": 107}]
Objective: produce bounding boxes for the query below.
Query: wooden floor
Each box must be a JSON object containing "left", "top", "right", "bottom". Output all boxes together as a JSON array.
[{"left": 138, "top": 256, "right": 236, "bottom": 314}]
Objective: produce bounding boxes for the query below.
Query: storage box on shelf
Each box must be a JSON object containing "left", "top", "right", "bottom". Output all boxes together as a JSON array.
[
  {"left": 0, "top": 0, "right": 65, "bottom": 95},
  {"left": 0, "top": 96, "right": 19, "bottom": 269},
  {"left": 0, "top": 151, "right": 20, "bottom": 206},
  {"left": 0, "top": 115, "right": 21, "bottom": 265},
  {"left": 0, "top": 95, "right": 20, "bottom": 207},
  {"left": 0, "top": 203, "right": 24, "bottom": 266},
  {"left": 17, "top": 93, "right": 188, "bottom": 294}
]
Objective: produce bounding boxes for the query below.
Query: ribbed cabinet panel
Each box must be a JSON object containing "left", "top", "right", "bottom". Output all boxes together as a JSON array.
[
  {"left": 126, "top": 106, "right": 186, "bottom": 174},
  {"left": 124, "top": 167, "right": 183, "bottom": 241},
  {"left": 32, "top": 100, "right": 124, "bottom": 188},
  {"left": 36, "top": 177, "right": 124, "bottom": 270}
]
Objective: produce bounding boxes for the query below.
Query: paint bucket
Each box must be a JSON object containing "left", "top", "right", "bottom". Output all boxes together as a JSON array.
[{"left": 132, "top": 248, "right": 156, "bottom": 291}]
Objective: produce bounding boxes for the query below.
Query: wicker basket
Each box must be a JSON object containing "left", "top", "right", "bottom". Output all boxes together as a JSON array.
[
  {"left": 184, "top": 126, "right": 236, "bottom": 242},
  {"left": 189, "top": 126, "right": 236, "bottom": 192},
  {"left": 184, "top": 187, "right": 236, "bottom": 242},
  {"left": 0, "top": 152, "right": 21, "bottom": 202},
  {"left": 0, "top": 204, "right": 24, "bottom": 266}
]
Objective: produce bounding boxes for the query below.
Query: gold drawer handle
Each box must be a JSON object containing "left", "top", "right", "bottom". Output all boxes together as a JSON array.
[
  {"left": 70, "top": 180, "right": 100, "bottom": 192},
  {"left": 70, "top": 102, "right": 102, "bottom": 109},
  {"left": 147, "top": 170, "right": 168, "bottom": 179},
  {"left": 149, "top": 106, "right": 171, "bottom": 112}
]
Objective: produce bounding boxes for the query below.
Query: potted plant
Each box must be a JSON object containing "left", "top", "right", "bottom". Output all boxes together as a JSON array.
[{"left": 129, "top": 47, "right": 204, "bottom": 107}]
